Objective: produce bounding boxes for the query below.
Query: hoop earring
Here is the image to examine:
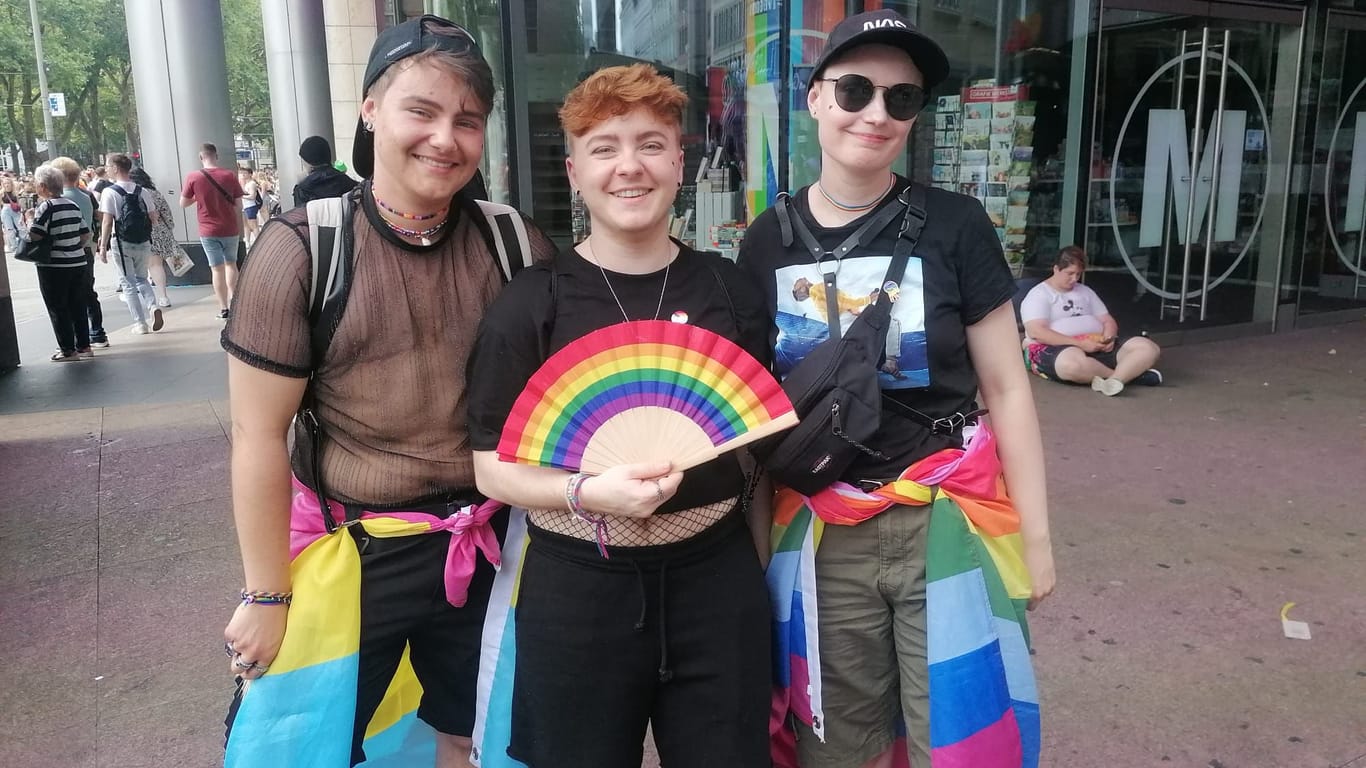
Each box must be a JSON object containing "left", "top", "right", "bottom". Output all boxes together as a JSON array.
[{"left": 363, "top": 121, "right": 374, "bottom": 132}]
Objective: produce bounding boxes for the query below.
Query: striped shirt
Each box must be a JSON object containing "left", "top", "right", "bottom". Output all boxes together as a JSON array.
[{"left": 30, "top": 197, "right": 89, "bottom": 269}]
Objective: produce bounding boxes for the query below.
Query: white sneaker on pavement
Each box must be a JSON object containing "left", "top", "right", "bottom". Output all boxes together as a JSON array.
[
  {"left": 1091, "top": 375, "right": 1124, "bottom": 397},
  {"left": 131, "top": 323, "right": 149, "bottom": 335}
]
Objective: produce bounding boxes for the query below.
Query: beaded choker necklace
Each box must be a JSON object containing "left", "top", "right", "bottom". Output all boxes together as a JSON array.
[
  {"left": 372, "top": 188, "right": 449, "bottom": 245},
  {"left": 816, "top": 174, "right": 895, "bottom": 213},
  {"left": 373, "top": 189, "right": 447, "bottom": 221}
]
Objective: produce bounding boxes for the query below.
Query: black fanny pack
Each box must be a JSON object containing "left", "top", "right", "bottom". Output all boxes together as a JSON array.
[{"left": 753, "top": 183, "right": 975, "bottom": 495}]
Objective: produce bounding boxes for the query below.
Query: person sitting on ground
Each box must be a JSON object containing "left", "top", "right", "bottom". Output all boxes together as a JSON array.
[
  {"left": 1020, "top": 245, "right": 1162, "bottom": 396},
  {"left": 292, "top": 135, "right": 358, "bottom": 207}
]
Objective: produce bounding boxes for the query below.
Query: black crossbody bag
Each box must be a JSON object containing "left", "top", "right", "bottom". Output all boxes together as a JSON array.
[{"left": 753, "top": 183, "right": 980, "bottom": 495}]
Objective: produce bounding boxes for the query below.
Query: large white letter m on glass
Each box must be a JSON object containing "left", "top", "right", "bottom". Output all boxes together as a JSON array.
[{"left": 1139, "top": 109, "right": 1247, "bottom": 247}]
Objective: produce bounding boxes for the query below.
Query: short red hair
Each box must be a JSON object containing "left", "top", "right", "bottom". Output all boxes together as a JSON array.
[{"left": 559, "top": 63, "right": 687, "bottom": 138}]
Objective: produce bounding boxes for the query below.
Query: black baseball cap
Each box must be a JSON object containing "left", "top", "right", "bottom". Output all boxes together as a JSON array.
[
  {"left": 353, "top": 15, "right": 484, "bottom": 179},
  {"left": 810, "top": 10, "right": 950, "bottom": 92}
]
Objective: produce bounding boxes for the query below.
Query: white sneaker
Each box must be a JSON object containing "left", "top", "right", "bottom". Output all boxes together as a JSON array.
[
  {"left": 156, "top": 297, "right": 172, "bottom": 308},
  {"left": 1091, "top": 376, "right": 1124, "bottom": 397},
  {"left": 131, "top": 323, "right": 149, "bottom": 335}
]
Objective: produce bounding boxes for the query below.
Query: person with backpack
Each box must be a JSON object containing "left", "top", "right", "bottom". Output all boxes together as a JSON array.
[
  {"left": 180, "top": 142, "right": 245, "bottom": 319},
  {"left": 292, "top": 135, "right": 358, "bottom": 207},
  {"left": 97, "top": 153, "right": 162, "bottom": 335},
  {"left": 465, "top": 63, "right": 774, "bottom": 768},
  {"left": 218, "top": 15, "right": 555, "bottom": 768},
  {"left": 737, "top": 11, "right": 1054, "bottom": 766}
]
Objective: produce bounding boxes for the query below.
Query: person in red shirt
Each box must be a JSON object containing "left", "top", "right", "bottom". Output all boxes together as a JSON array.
[{"left": 180, "top": 142, "right": 244, "bottom": 319}]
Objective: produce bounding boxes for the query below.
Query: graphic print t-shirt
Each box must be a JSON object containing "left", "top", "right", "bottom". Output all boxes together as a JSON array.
[
  {"left": 739, "top": 180, "right": 1015, "bottom": 480},
  {"left": 1019, "top": 281, "right": 1107, "bottom": 343}
]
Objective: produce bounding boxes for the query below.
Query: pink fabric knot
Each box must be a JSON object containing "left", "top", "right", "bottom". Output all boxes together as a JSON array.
[{"left": 424, "top": 499, "right": 506, "bottom": 608}]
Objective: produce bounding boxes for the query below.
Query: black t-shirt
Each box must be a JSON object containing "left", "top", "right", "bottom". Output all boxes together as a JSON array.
[
  {"left": 466, "top": 243, "right": 772, "bottom": 513},
  {"left": 738, "top": 178, "right": 1015, "bottom": 480}
]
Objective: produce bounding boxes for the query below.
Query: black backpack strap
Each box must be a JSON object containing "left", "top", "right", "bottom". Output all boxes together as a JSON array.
[
  {"left": 304, "top": 190, "right": 357, "bottom": 369},
  {"left": 475, "top": 199, "right": 532, "bottom": 283}
]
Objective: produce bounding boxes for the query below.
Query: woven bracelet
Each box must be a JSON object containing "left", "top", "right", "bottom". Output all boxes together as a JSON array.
[
  {"left": 565, "top": 473, "right": 610, "bottom": 559},
  {"left": 241, "top": 589, "right": 293, "bottom": 606}
]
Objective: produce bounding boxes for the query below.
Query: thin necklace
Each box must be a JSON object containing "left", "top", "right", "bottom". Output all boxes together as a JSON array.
[
  {"left": 817, "top": 174, "right": 895, "bottom": 212},
  {"left": 372, "top": 188, "right": 447, "bottom": 221},
  {"left": 383, "top": 217, "right": 447, "bottom": 246},
  {"left": 584, "top": 238, "right": 671, "bottom": 323},
  {"left": 370, "top": 186, "right": 449, "bottom": 245}
]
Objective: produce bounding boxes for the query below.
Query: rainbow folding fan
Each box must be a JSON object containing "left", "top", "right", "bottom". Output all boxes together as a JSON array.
[{"left": 497, "top": 320, "right": 798, "bottom": 474}]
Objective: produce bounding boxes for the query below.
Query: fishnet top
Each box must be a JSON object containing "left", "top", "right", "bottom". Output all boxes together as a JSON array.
[{"left": 222, "top": 190, "right": 556, "bottom": 507}]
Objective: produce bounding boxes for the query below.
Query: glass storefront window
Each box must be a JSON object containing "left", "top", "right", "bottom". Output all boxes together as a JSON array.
[{"left": 495, "top": 0, "right": 764, "bottom": 254}]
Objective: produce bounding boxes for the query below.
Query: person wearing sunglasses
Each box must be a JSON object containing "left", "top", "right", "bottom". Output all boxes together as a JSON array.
[{"left": 739, "top": 9, "right": 1055, "bottom": 768}]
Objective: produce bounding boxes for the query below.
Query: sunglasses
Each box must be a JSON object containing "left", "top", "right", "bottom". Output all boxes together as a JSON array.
[{"left": 818, "top": 74, "right": 926, "bottom": 121}]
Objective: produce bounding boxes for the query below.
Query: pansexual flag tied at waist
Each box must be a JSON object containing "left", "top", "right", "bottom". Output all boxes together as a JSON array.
[
  {"left": 766, "top": 423, "right": 1040, "bottom": 768},
  {"left": 223, "top": 477, "right": 504, "bottom": 768}
]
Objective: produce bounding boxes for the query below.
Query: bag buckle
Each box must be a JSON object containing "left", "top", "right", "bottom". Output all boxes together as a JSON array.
[{"left": 929, "top": 412, "right": 967, "bottom": 435}]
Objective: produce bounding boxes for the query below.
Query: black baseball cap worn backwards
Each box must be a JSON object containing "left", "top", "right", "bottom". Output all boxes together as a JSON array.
[
  {"left": 353, "top": 14, "right": 484, "bottom": 178},
  {"left": 810, "top": 9, "right": 950, "bottom": 92}
]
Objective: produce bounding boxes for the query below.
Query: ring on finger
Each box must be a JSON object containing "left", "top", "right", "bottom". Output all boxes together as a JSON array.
[
  {"left": 651, "top": 479, "right": 664, "bottom": 502},
  {"left": 224, "top": 641, "right": 237, "bottom": 658},
  {"left": 233, "top": 657, "right": 258, "bottom": 671}
]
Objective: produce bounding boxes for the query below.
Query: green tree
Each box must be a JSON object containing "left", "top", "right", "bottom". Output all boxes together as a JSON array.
[
  {"left": 0, "top": 0, "right": 131, "bottom": 166},
  {"left": 0, "top": 0, "right": 270, "bottom": 168},
  {"left": 222, "top": 0, "right": 272, "bottom": 164}
]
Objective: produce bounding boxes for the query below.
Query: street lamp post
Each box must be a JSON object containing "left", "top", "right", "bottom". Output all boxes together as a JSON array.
[{"left": 28, "top": 0, "right": 58, "bottom": 160}]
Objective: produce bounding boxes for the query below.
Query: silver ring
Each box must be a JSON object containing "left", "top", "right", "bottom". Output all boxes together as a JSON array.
[
  {"left": 651, "top": 479, "right": 664, "bottom": 502},
  {"left": 224, "top": 642, "right": 237, "bottom": 658},
  {"left": 233, "top": 657, "right": 258, "bottom": 671}
]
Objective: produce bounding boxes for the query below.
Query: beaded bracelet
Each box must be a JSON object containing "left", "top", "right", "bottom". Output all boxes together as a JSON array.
[
  {"left": 241, "top": 589, "right": 293, "bottom": 606},
  {"left": 565, "top": 472, "right": 611, "bottom": 559}
]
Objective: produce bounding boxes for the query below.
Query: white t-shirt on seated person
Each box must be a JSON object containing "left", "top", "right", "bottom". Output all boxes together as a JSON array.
[{"left": 1020, "top": 280, "right": 1107, "bottom": 344}]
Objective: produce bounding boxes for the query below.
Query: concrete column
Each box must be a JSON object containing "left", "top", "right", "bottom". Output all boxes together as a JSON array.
[
  {"left": 124, "top": 0, "right": 234, "bottom": 248},
  {"left": 262, "top": 0, "right": 336, "bottom": 208},
  {"left": 322, "top": 0, "right": 378, "bottom": 176}
]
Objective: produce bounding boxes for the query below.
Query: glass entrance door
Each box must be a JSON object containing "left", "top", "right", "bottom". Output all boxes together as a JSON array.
[
  {"left": 1298, "top": 10, "right": 1366, "bottom": 318},
  {"left": 1085, "top": 2, "right": 1305, "bottom": 332}
]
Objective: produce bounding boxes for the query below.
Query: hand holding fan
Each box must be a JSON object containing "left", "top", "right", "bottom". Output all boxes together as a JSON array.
[{"left": 497, "top": 320, "right": 798, "bottom": 474}]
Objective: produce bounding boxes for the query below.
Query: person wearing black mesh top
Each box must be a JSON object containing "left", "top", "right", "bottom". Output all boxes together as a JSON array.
[{"left": 219, "top": 16, "right": 555, "bottom": 768}]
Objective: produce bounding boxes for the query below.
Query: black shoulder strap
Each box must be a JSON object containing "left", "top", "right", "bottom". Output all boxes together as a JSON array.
[
  {"left": 474, "top": 199, "right": 532, "bottom": 282},
  {"left": 200, "top": 169, "right": 235, "bottom": 203},
  {"left": 882, "top": 183, "right": 927, "bottom": 289},
  {"left": 304, "top": 189, "right": 359, "bottom": 369}
]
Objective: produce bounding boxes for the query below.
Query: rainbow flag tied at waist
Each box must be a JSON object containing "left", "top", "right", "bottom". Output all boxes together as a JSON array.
[
  {"left": 766, "top": 423, "right": 1040, "bottom": 768},
  {"left": 223, "top": 476, "right": 505, "bottom": 767}
]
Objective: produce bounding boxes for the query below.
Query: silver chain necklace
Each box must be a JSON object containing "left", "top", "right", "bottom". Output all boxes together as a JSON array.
[{"left": 584, "top": 238, "right": 672, "bottom": 323}]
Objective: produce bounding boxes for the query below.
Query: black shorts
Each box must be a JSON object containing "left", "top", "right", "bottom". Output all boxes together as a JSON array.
[
  {"left": 350, "top": 511, "right": 506, "bottom": 764},
  {"left": 508, "top": 511, "right": 771, "bottom": 768},
  {"left": 1024, "top": 336, "right": 1130, "bottom": 381}
]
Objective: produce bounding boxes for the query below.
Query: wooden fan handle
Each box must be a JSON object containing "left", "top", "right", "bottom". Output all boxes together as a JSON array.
[{"left": 671, "top": 412, "right": 799, "bottom": 471}]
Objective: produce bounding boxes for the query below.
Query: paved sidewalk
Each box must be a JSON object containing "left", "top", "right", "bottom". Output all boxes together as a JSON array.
[{"left": 1, "top": 303, "right": 1363, "bottom": 767}]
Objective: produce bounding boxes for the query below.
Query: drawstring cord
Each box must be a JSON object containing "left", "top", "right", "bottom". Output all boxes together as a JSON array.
[
  {"left": 657, "top": 561, "right": 672, "bottom": 683},
  {"left": 632, "top": 561, "right": 648, "bottom": 632},
  {"left": 628, "top": 559, "right": 674, "bottom": 683}
]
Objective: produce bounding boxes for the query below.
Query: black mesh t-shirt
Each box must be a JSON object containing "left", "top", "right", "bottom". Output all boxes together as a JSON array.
[
  {"left": 465, "top": 244, "right": 773, "bottom": 512},
  {"left": 738, "top": 179, "right": 1016, "bottom": 481},
  {"left": 222, "top": 187, "right": 556, "bottom": 507}
]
